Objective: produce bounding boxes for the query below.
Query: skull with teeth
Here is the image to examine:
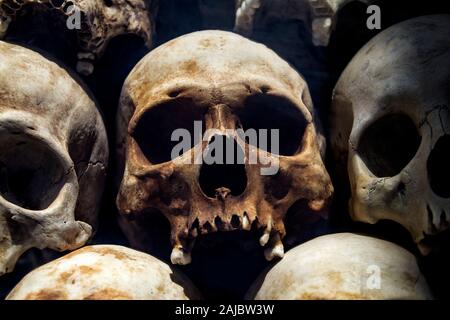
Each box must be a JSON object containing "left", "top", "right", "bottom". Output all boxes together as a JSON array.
[
  {"left": 0, "top": 41, "right": 108, "bottom": 275},
  {"left": 116, "top": 30, "right": 333, "bottom": 265},
  {"left": 330, "top": 15, "right": 450, "bottom": 253},
  {"left": 234, "top": 0, "right": 376, "bottom": 46},
  {"left": 0, "top": 0, "right": 155, "bottom": 75}
]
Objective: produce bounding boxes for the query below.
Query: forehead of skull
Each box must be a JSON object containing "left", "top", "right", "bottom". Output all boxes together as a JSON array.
[
  {"left": 0, "top": 41, "right": 94, "bottom": 119},
  {"left": 336, "top": 15, "right": 450, "bottom": 107},
  {"left": 123, "top": 30, "right": 308, "bottom": 111}
]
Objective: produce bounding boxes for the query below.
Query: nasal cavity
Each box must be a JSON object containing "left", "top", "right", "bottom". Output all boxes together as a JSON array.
[
  {"left": 199, "top": 135, "right": 247, "bottom": 198},
  {"left": 428, "top": 134, "right": 450, "bottom": 198}
]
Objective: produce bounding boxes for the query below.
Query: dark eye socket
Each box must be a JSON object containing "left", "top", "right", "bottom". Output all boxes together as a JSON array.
[
  {"left": 132, "top": 99, "right": 206, "bottom": 164},
  {"left": 0, "top": 132, "right": 65, "bottom": 210},
  {"left": 237, "top": 94, "right": 307, "bottom": 156},
  {"left": 357, "top": 113, "right": 421, "bottom": 177}
]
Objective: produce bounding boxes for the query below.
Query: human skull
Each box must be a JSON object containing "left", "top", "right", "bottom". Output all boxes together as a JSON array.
[
  {"left": 6, "top": 245, "right": 201, "bottom": 299},
  {"left": 0, "top": 0, "right": 155, "bottom": 75},
  {"left": 330, "top": 15, "right": 450, "bottom": 253},
  {"left": 234, "top": 0, "right": 376, "bottom": 46},
  {"left": 247, "top": 233, "right": 432, "bottom": 299},
  {"left": 0, "top": 41, "right": 108, "bottom": 275},
  {"left": 116, "top": 30, "right": 333, "bottom": 265},
  {"left": 197, "top": 0, "right": 236, "bottom": 29}
]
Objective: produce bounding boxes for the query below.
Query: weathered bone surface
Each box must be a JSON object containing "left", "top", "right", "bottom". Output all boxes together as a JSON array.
[
  {"left": 235, "top": 0, "right": 375, "bottom": 46},
  {"left": 330, "top": 15, "right": 450, "bottom": 254},
  {"left": 117, "top": 30, "right": 333, "bottom": 265},
  {"left": 247, "top": 233, "right": 432, "bottom": 300},
  {"left": 0, "top": 0, "right": 154, "bottom": 75},
  {"left": 0, "top": 41, "right": 108, "bottom": 276},
  {"left": 6, "top": 245, "right": 201, "bottom": 299}
]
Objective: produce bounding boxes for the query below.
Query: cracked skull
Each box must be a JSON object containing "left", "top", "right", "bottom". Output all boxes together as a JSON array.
[
  {"left": 330, "top": 15, "right": 450, "bottom": 253},
  {"left": 0, "top": 0, "right": 155, "bottom": 75},
  {"left": 0, "top": 41, "right": 108, "bottom": 275},
  {"left": 117, "top": 30, "right": 333, "bottom": 265}
]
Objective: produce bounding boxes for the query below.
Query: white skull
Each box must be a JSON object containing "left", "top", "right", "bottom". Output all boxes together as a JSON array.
[
  {"left": 116, "top": 30, "right": 333, "bottom": 265},
  {"left": 330, "top": 15, "right": 450, "bottom": 253},
  {"left": 247, "top": 233, "right": 432, "bottom": 300},
  {"left": 6, "top": 245, "right": 201, "bottom": 299},
  {"left": 0, "top": 41, "right": 108, "bottom": 275}
]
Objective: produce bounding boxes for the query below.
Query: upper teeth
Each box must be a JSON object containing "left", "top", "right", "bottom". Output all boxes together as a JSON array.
[{"left": 259, "top": 232, "right": 270, "bottom": 246}]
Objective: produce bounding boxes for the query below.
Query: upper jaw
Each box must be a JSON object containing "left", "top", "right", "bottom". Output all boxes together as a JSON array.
[{"left": 170, "top": 209, "right": 286, "bottom": 265}]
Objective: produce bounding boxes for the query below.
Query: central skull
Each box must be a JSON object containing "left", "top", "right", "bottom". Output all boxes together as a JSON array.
[{"left": 116, "top": 31, "right": 333, "bottom": 265}]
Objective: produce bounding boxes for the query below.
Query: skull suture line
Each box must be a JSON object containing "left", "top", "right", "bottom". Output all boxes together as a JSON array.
[
  {"left": 0, "top": 0, "right": 154, "bottom": 75},
  {"left": 330, "top": 15, "right": 450, "bottom": 254},
  {"left": 0, "top": 41, "right": 108, "bottom": 275},
  {"left": 117, "top": 30, "right": 333, "bottom": 265}
]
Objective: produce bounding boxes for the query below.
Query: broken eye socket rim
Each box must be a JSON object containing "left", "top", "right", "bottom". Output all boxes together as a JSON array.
[
  {"left": 357, "top": 112, "right": 422, "bottom": 178},
  {"left": 0, "top": 130, "right": 67, "bottom": 211}
]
